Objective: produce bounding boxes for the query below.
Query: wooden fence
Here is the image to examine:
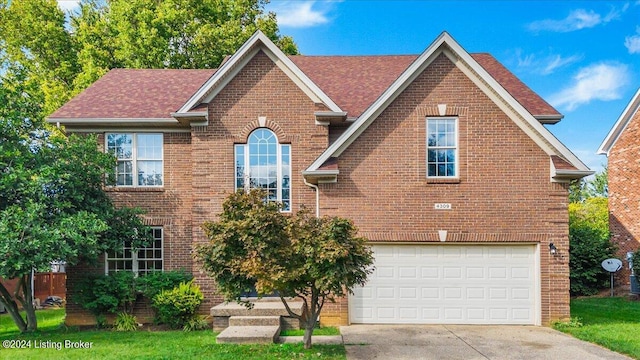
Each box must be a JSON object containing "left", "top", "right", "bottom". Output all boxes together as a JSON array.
[
  {"left": 1, "top": 273, "right": 67, "bottom": 300},
  {"left": 33, "top": 272, "right": 66, "bottom": 300}
]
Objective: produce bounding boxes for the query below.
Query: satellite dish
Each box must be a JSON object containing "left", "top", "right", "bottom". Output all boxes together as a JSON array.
[{"left": 601, "top": 258, "right": 623, "bottom": 273}]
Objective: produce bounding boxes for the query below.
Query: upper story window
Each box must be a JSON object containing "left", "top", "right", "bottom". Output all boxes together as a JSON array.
[
  {"left": 106, "top": 133, "right": 163, "bottom": 187},
  {"left": 235, "top": 129, "right": 291, "bottom": 211},
  {"left": 427, "top": 118, "right": 457, "bottom": 178},
  {"left": 106, "top": 227, "right": 163, "bottom": 275}
]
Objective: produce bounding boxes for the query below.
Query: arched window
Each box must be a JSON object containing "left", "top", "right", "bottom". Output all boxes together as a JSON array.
[{"left": 235, "top": 129, "right": 291, "bottom": 211}]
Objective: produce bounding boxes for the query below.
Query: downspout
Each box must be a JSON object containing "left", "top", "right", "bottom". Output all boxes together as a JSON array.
[{"left": 303, "top": 178, "right": 320, "bottom": 218}]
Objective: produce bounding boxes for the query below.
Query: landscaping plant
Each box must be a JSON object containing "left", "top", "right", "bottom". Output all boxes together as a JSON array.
[
  {"left": 151, "top": 280, "right": 204, "bottom": 330},
  {"left": 75, "top": 270, "right": 195, "bottom": 324},
  {"left": 196, "top": 189, "right": 374, "bottom": 349},
  {"left": 136, "top": 269, "right": 193, "bottom": 299},
  {"left": 113, "top": 312, "right": 138, "bottom": 332},
  {"left": 568, "top": 196, "right": 616, "bottom": 296},
  {"left": 75, "top": 271, "right": 138, "bottom": 317}
]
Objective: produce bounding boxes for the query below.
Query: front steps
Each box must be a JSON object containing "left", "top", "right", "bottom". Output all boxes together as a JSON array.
[{"left": 212, "top": 299, "right": 303, "bottom": 344}]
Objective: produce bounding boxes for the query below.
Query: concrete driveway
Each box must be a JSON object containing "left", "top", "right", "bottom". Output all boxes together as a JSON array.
[{"left": 340, "top": 325, "right": 632, "bottom": 360}]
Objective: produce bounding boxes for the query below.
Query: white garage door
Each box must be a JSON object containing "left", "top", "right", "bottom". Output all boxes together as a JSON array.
[{"left": 350, "top": 244, "right": 539, "bottom": 325}]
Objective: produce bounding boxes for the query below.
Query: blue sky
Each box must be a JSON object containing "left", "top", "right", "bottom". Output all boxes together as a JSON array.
[{"left": 58, "top": 0, "right": 640, "bottom": 173}]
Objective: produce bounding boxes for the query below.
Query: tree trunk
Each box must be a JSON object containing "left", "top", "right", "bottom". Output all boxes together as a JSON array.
[
  {"left": 302, "top": 288, "right": 322, "bottom": 349},
  {"left": 303, "top": 318, "right": 315, "bottom": 349},
  {"left": 0, "top": 283, "right": 27, "bottom": 332},
  {"left": 22, "top": 273, "right": 37, "bottom": 331}
]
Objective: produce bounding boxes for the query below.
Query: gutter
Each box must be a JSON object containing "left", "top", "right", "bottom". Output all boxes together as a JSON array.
[{"left": 303, "top": 178, "right": 320, "bottom": 218}]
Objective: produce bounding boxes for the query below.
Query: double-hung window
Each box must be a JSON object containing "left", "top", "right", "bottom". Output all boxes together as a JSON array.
[
  {"left": 235, "top": 129, "right": 291, "bottom": 211},
  {"left": 427, "top": 118, "right": 458, "bottom": 178},
  {"left": 106, "top": 133, "right": 163, "bottom": 186},
  {"left": 105, "top": 227, "right": 163, "bottom": 275}
]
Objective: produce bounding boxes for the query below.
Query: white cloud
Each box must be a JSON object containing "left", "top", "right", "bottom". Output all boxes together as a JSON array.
[
  {"left": 625, "top": 27, "right": 640, "bottom": 54},
  {"left": 548, "top": 62, "right": 629, "bottom": 111},
  {"left": 269, "top": 1, "right": 333, "bottom": 28},
  {"left": 573, "top": 150, "right": 607, "bottom": 174},
  {"left": 527, "top": 6, "right": 626, "bottom": 33},
  {"left": 57, "top": 0, "right": 80, "bottom": 12},
  {"left": 514, "top": 49, "right": 582, "bottom": 75},
  {"left": 542, "top": 54, "right": 583, "bottom": 75}
]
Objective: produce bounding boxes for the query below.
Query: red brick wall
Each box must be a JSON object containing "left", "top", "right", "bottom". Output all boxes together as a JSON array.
[
  {"left": 65, "top": 50, "right": 571, "bottom": 327},
  {"left": 319, "top": 53, "right": 570, "bottom": 325},
  {"left": 66, "top": 132, "right": 195, "bottom": 325},
  {"left": 608, "top": 109, "right": 640, "bottom": 286},
  {"left": 190, "top": 50, "right": 326, "bottom": 312}
]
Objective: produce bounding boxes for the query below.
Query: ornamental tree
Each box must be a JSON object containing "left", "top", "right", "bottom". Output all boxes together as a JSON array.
[
  {"left": 0, "top": 67, "right": 151, "bottom": 332},
  {"left": 196, "top": 190, "right": 374, "bottom": 349}
]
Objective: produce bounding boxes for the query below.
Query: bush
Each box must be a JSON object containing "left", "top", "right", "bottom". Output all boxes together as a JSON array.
[
  {"left": 114, "top": 312, "right": 138, "bottom": 331},
  {"left": 136, "top": 269, "right": 193, "bottom": 299},
  {"left": 76, "top": 270, "right": 195, "bottom": 325},
  {"left": 183, "top": 315, "right": 210, "bottom": 332},
  {"left": 569, "top": 198, "right": 616, "bottom": 296},
  {"left": 75, "top": 271, "right": 137, "bottom": 316},
  {"left": 152, "top": 280, "right": 204, "bottom": 329}
]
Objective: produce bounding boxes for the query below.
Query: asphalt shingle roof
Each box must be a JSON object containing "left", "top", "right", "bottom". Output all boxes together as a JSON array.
[
  {"left": 49, "top": 69, "right": 216, "bottom": 119},
  {"left": 49, "top": 54, "right": 561, "bottom": 120}
]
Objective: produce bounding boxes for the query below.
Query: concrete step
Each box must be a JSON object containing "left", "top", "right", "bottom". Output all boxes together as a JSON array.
[
  {"left": 211, "top": 300, "right": 303, "bottom": 317},
  {"left": 216, "top": 325, "right": 280, "bottom": 344},
  {"left": 229, "top": 315, "right": 281, "bottom": 327}
]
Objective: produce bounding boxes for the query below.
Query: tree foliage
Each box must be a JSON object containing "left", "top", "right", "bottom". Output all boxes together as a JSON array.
[
  {"left": 0, "top": 0, "right": 298, "bottom": 114},
  {"left": 569, "top": 167, "right": 608, "bottom": 203},
  {"left": 0, "top": 67, "right": 151, "bottom": 332},
  {"left": 568, "top": 197, "right": 615, "bottom": 296},
  {"left": 196, "top": 190, "right": 374, "bottom": 349}
]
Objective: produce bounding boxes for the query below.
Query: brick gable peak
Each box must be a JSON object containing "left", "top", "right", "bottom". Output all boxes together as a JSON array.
[
  {"left": 598, "top": 87, "right": 640, "bottom": 156},
  {"left": 175, "top": 30, "right": 343, "bottom": 121},
  {"left": 303, "top": 31, "right": 593, "bottom": 184}
]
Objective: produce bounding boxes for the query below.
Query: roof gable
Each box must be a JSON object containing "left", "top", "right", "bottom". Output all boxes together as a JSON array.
[
  {"left": 175, "top": 31, "right": 342, "bottom": 115},
  {"left": 303, "top": 31, "right": 591, "bottom": 181},
  {"left": 598, "top": 87, "right": 640, "bottom": 155}
]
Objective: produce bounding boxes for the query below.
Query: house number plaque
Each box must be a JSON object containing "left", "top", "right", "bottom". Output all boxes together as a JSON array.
[{"left": 434, "top": 203, "right": 452, "bottom": 210}]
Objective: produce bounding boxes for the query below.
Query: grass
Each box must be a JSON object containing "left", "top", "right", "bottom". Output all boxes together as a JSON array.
[
  {"left": 0, "top": 309, "right": 346, "bottom": 359},
  {"left": 280, "top": 327, "right": 340, "bottom": 336},
  {"left": 554, "top": 297, "right": 640, "bottom": 359}
]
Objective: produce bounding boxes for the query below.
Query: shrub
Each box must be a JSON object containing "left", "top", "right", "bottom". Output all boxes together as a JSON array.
[
  {"left": 136, "top": 269, "right": 193, "bottom": 299},
  {"left": 75, "top": 271, "right": 137, "bottom": 316},
  {"left": 114, "top": 312, "right": 138, "bottom": 331},
  {"left": 183, "top": 315, "right": 210, "bottom": 332},
  {"left": 152, "top": 280, "right": 204, "bottom": 329},
  {"left": 569, "top": 198, "right": 616, "bottom": 296}
]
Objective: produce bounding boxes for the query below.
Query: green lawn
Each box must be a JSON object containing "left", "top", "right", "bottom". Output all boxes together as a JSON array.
[
  {"left": 280, "top": 327, "right": 340, "bottom": 336},
  {"left": 0, "top": 309, "right": 345, "bottom": 359},
  {"left": 555, "top": 297, "right": 640, "bottom": 359}
]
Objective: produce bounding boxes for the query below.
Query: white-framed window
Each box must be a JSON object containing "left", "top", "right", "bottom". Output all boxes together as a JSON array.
[
  {"left": 106, "top": 133, "right": 163, "bottom": 187},
  {"left": 235, "top": 128, "right": 291, "bottom": 211},
  {"left": 427, "top": 118, "right": 458, "bottom": 178},
  {"left": 105, "top": 227, "right": 163, "bottom": 275}
]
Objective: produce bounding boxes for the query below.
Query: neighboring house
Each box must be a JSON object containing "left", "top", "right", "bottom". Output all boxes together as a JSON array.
[
  {"left": 48, "top": 31, "right": 591, "bottom": 326},
  {"left": 598, "top": 88, "right": 640, "bottom": 286}
]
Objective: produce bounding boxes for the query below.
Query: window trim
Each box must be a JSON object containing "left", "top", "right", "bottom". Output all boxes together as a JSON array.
[
  {"left": 234, "top": 128, "right": 292, "bottom": 212},
  {"left": 105, "top": 227, "right": 164, "bottom": 275},
  {"left": 426, "top": 117, "right": 459, "bottom": 179},
  {"left": 105, "top": 132, "right": 164, "bottom": 187}
]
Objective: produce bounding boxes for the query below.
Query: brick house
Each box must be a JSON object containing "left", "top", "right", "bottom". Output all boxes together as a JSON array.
[
  {"left": 598, "top": 88, "right": 640, "bottom": 285},
  {"left": 48, "top": 31, "right": 591, "bottom": 326}
]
